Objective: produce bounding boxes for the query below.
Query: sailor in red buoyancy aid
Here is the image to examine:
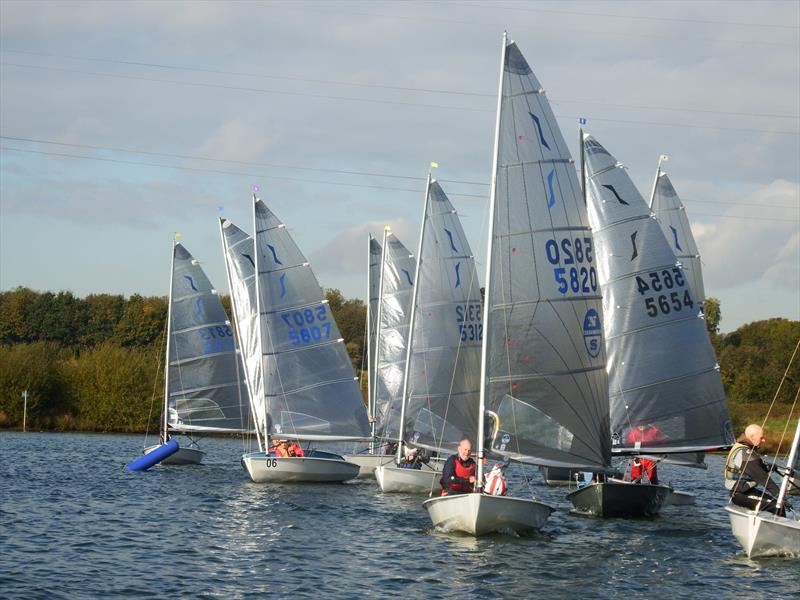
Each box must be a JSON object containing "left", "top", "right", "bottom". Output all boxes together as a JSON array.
[
  {"left": 440, "top": 438, "right": 477, "bottom": 496},
  {"left": 626, "top": 424, "right": 664, "bottom": 484}
]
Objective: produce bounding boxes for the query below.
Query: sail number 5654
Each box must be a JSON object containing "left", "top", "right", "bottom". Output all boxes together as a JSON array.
[
  {"left": 544, "top": 237, "right": 598, "bottom": 295},
  {"left": 635, "top": 268, "right": 694, "bottom": 318}
]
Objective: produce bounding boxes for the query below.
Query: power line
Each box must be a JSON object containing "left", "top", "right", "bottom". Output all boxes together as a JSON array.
[
  {"left": 428, "top": 1, "right": 800, "bottom": 30},
  {"left": 3, "top": 62, "right": 798, "bottom": 136},
  {"left": 3, "top": 49, "right": 798, "bottom": 121},
  {"left": 2, "top": 145, "right": 797, "bottom": 221},
  {"left": 4, "top": 49, "right": 798, "bottom": 121}
]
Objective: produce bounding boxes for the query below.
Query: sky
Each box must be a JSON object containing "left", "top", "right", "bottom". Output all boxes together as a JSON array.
[{"left": 0, "top": 0, "right": 798, "bottom": 333}]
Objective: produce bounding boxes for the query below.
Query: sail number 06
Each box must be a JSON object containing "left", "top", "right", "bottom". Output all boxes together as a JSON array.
[
  {"left": 634, "top": 268, "right": 695, "bottom": 318},
  {"left": 544, "top": 237, "right": 598, "bottom": 295},
  {"left": 280, "top": 305, "right": 332, "bottom": 345}
]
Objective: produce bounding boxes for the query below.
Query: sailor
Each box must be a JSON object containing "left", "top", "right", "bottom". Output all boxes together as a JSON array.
[
  {"left": 626, "top": 423, "right": 664, "bottom": 484},
  {"left": 440, "top": 438, "right": 476, "bottom": 496},
  {"left": 725, "top": 423, "right": 783, "bottom": 515},
  {"left": 398, "top": 446, "right": 427, "bottom": 469}
]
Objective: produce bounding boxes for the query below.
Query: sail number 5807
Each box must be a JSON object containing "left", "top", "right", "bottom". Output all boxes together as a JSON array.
[
  {"left": 280, "top": 305, "right": 331, "bottom": 345},
  {"left": 544, "top": 237, "right": 598, "bottom": 295}
]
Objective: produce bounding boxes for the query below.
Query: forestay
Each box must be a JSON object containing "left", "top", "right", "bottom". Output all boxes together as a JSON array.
[
  {"left": 219, "top": 220, "right": 266, "bottom": 437},
  {"left": 650, "top": 171, "right": 706, "bottom": 305},
  {"left": 166, "top": 243, "right": 250, "bottom": 433},
  {"left": 373, "top": 232, "right": 416, "bottom": 442},
  {"left": 403, "top": 181, "right": 481, "bottom": 454},
  {"left": 253, "top": 199, "right": 370, "bottom": 441},
  {"left": 583, "top": 134, "right": 733, "bottom": 454},
  {"left": 485, "top": 41, "right": 610, "bottom": 470}
]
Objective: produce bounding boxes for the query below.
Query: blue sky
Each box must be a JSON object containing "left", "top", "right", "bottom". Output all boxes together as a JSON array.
[{"left": 1, "top": 0, "right": 798, "bottom": 332}]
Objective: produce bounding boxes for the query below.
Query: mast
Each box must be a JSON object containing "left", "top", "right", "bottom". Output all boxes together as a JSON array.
[
  {"left": 218, "top": 217, "right": 263, "bottom": 449},
  {"left": 648, "top": 155, "right": 667, "bottom": 210},
  {"left": 396, "top": 171, "right": 432, "bottom": 463},
  {"left": 371, "top": 226, "right": 391, "bottom": 449},
  {"left": 476, "top": 31, "right": 508, "bottom": 488},
  {"left": 579, "top": 127, "right": 587, "bottom": 206},
  {"left": 776, "top": 418, "right": 800, "bottom": 512},
  {"left": 252, "top": 194, "right": 268, "bottom": 451},
  {"left": 366, "top": 234, "right": 376, "bottom": 454},
  {"left": 161, "top": 237, "right": 177, "bottom": 444}
]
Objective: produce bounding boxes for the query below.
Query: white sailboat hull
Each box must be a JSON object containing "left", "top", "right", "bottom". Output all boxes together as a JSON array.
[
  {"left": 144, "top": 444, "right": 204, "bottom": 465},
  {"left": 664, "top": 488, "right": 696, "bottom": 507},
  {"left": 242, "top": 453, "right": 359, "bottom": 483},
  {"left": 341, "top": 454, "right": 395, "bottom": 478},
  {"left": 375, "top": 465, "right": 441, "bottom": 494},
  {"left": 423, "top": 493, "right": 554, "bottom": 536},
  {"left": 725, "top": 505, "right": 800, "bottom": 558}
]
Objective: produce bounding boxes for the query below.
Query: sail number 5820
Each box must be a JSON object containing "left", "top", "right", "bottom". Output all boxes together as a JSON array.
[{"left": 544, "top": 237, "right": 598, "bottom": 295}]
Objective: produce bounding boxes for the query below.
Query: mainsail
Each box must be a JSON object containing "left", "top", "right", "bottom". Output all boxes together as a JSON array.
[
  {"left": 166, "top": 242, "right": 250, "bottom": 433},
  {"left": 650, "top": 169, "right": 706, "bottom": 305},
  {"left": 484, "top": 40, "right": 610, "bottom": 470},
  {"left": 583, "top": 133, "right": 733, "bottom": 454},
  {"left": 219, "top": 220, "right": 266, "bottom": 440},
  {"left": 373, "top": 231, "right": 416, "bottom": 441},
  {"left": 253, "top": 199, "right": 370, "bottom": 441},
  {"left": 402, "top": 180, "right": 482, "bottom": 453}
]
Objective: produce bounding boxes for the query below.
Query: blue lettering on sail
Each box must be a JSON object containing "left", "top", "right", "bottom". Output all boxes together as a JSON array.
[
  {"left": 528, "top": 112, "right": 550, "bottom": 150},
  {"left": 454, "top": 262, "right": 461, "bottom": 288},
  {"left": 547, "top": 169, "right": 556, "bottom": 207},
  {"left": 279, "top": 273, "right": 287, "bottom": 298},
  {"left": 583, "top": 308, "right": 602, "bottom": 358},
  {"left": 402, "top": 269, "right": 414, "bottom": 286},
  {"left": 266, "top": 244, "right": 283, "bottom": 265},
  {"left": 444, "top": 228, "right": 458, "bottom": 252},
  {"left": 670, "top": 225, "right": 683, "bottom": 251},
  {"left": 184, "top": 276, "right": 198, "bottom": 292}
]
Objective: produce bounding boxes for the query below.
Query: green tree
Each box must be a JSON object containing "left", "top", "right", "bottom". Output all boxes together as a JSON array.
[
  {"left": 0, "top": 342, "right": 67, "bottom": 427},
  {"left": 81, "top": 293, "right": 126, "bottom": 347},
  {"left": 114, "top": 294, "right": 167, "bottom": 347}
]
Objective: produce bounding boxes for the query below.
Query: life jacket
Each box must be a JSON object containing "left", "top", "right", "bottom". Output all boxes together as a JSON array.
[
  {"left": 484, "top": 465, "right": 507, "bottom": 496},
  {"left": 443, "top": 457, "right": 476, "bottom": 494},
  {"left": 288, "top": 442, "right": 304, "bottom": 457},
  {"left": 724, "top": 442, "right": 756, "bottom": 491}
]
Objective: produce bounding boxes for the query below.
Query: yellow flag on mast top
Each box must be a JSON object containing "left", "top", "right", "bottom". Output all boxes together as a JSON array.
[
  {"left": 430, "top": 161, "right": 439, "bottom": 169},
  {"left": 174, "top": 232, "right": 183, "bottom": 239}
]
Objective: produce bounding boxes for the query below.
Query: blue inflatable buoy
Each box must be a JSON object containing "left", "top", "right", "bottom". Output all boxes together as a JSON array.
[{"left": 125, "top": 439, "right": 180, "bottom": 472}]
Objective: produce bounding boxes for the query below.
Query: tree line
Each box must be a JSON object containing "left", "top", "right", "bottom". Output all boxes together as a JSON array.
[{"left": 0, "top": 288, "right": 797, "bottom": 436}]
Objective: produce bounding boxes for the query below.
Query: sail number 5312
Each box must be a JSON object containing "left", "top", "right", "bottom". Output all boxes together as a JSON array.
[{"left": 545, "top": 237, "right": 598, "bottom": 295}]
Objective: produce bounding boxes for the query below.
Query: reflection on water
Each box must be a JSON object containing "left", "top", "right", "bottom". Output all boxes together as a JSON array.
[{"left": 1, "top": 432, "right": 798, "bottom": 599}]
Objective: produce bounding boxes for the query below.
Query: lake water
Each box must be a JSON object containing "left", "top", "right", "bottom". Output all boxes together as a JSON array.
[{"left": 1, "top": 432, "right": 797, "bottom": 599}]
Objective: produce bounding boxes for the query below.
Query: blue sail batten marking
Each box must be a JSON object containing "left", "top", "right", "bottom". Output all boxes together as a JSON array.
[
  {"left": 528, "top": 112, "right": 551, "bottom": 150},
  {"left": 670, "top": 226, "right": 683, "bottom": 251},
  {"left": 184, "top": 275, "right": 198, "bottom": 292},
  {"left": 547, "top": 169, "right": 556, "bottom": 207}
]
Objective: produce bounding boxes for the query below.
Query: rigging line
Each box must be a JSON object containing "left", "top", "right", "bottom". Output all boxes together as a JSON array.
[
  {"left": 0, "top": 134, "right": 488, "bottom": 187},
  {"left": 0, "top": 62, "right": 490, "bottom": 114},
  {"left": 427, "top": 1, "right": 800, "bottom": 30},
  {"left": 0, "top": 146, "right": 486, "bottom": 198},
  {"left": 3, "top": 136, "right": 798, "bottom": 212},
  {"left": 3, "top": 63, "right": 799, "bottom": 135},
  {"left": 5, "top": 49, "right": 799, "bottom": 121},
  {"left": 2, "top": 147, "right": 797, "bottom": 220}
]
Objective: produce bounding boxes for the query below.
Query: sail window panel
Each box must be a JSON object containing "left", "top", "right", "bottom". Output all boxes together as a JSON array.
[
  {"left": 408, "top": 405, "right": 478, "bottom": 453},
  {"left": 168, "top": 383, "right": 247, "bottom": 430},
  {"left": 488, "top": 382, "right": 609, "bottom": 469},
  {"left": 263, "top": 342, "right": 356, "bottom": 396},
  {"left": 407, "top": 343, "right": 482, "bottom": 399},
  {"left": 168, "top": 353, "right": 237, "bottom": 395},
  {"left": 266, "top": 379, "right": 370, "bottom": 438},
  {"left": 375, "top": 367, "right": 403, "bottom": 440},
  {"left": 610, "top": 369, "right": 730, "bottom": 452}
]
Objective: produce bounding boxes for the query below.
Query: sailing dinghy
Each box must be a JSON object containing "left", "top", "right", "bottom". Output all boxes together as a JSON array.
[
  {"left": 345, "top": 231, "right": 414, "bottom": 477},
  {"left": 143, "top": 241, "right": 251, "bottom": 466},
  {"left": 220, "top": 199, "right": 371, "bottom": 483},
  {"left": 424, "top": 34, "right": 610, "bottom": 535},
  {"left": 376, "top": 176, "right": 481, "bottom": 494},
  {"left": 568, "top": 133, "right": 733, "bottom": 517}
]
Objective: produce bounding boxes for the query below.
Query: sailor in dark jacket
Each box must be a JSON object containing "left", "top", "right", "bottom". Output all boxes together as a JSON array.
[
  {"left": 440, "top": 438, "right": 477, "bottom": 495},
  {"left": 724, "top": 423, "right": 784, "bottom": 514}
]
